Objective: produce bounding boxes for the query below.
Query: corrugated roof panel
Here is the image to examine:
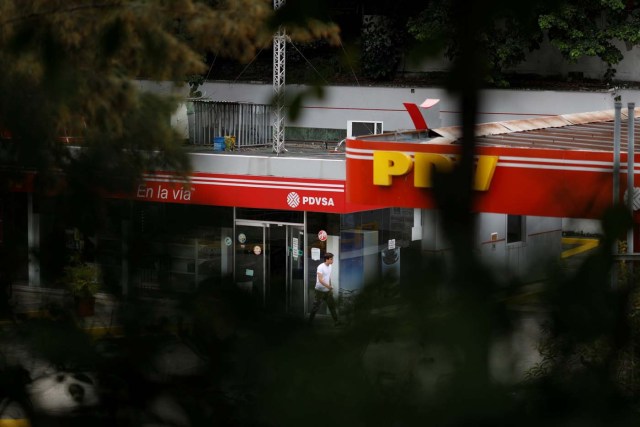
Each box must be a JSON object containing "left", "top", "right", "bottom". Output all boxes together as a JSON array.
[
  {"left": 473, "top": 123, "right": 511, "bottom": 136},
  {"left": 501, "top": 116, "right": 573, "bottom": 132},
  {"left": 560, "top": 110, "right": 615, "bottom": 125},
  {"left": 531, "top": 132, "right": 609, "bottom": 142},
  {"left": 419, "top": 136, "right": 457, "bottom": 145},
  {"left": 429, "top": 108, "right": 640, "bottom": 153},
  {"left": 478, "top": 137, "right": 610, "bottom": 151},
  {"left": 619, "top": 106, "right": 640, "bottom": 119}
]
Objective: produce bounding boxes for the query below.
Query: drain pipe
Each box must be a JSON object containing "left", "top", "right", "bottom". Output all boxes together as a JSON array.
[
  {"left": 628, "top": 102, "right": 635, "bottom": 255},
  {"left": 614, "top": 102, "right": 621, "bottom": 206},
  {"left": 612, "top": 102, "right": 622, "bottom": 288}
]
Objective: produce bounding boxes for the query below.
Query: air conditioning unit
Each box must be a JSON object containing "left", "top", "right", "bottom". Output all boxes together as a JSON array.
[{"left": 347, "top": 121, "right": 383, "bottom": 138}]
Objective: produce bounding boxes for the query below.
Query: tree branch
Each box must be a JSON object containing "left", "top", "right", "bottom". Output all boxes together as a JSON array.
[{"left": 0, "top": 2, "right": 125, "bottom": 27}]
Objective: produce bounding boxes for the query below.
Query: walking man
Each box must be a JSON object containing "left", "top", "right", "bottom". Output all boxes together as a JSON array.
[{"left": 309, "top": 252, "right": 341, "bottom": 326}]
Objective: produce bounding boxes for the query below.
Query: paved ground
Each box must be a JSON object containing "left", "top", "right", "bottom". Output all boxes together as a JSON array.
[
  {"left": 561, "top": 236, "right": 601, "bottom": 271},
  {"left": 4, "top": 236, "right": 601, "bottom": 331},
  {"left": 0, "top": 237, "right": 605, "bottom": 424},
  {"left": 4, "top": 285, "right": 182, "bottom": 338}
]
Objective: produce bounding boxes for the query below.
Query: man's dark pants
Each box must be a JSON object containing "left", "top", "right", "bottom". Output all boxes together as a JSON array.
[{"left": 308, "top": 289, "right": 338, "bottom": 324}]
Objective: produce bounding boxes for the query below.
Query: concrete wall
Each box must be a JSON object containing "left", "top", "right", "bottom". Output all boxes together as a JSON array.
[
  {"left": 522, "top": 216, "right": 563, "bottom": 280},
  {"left": 144, "top": 80, "right": 640, "bottom": 131},
  {"left": 423, "top": 211, "right": 562, "bottom": 283},
  {"left": 508, "top": 39, "right": 640, "bottom": 82},
  {"left": 189, "top": 152, "right": 345, "bottom": 180},
  {"left": 406, "top": 38, "right": 640, "bottom": 82},
  {"left": 476, "top": 213, "right": 507, "bottom": 274},
  {"left": 562, "top": 218, "right": 602, "bottom": 235},
  {"left": 475, "top": 214, "right": 562, "bottom": 283},
  {"left": 421, "top": 209, "right": 451, "bottom": 252}
]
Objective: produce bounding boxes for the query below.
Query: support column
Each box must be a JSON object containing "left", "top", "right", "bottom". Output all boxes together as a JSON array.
[
  {"left": 612, "top": 101, "right": 622, "bottom": 288},
  {"left": 27, "top": 194, "right": 40, "bottom": 287},
  {"left": 614, "top": 102, "right": 621, "bottom": 204},
  {"left": 272, "top": 0, "right": 286, "bottom": 154},
  {"left": 121, "top": 219, "right": 130, "bottom": 296},
  {"left": 627, "top": 103, "right": 635, "bottom": 255},
  {"left": 411, "top": 208, "right": 423, "bottom": 241}
]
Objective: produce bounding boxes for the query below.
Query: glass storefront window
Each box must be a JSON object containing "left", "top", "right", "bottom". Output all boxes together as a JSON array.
[
  {"left": 340, "top": 208, "right": 411, "bottom": 292},
  {"left": 305, "top": 212, "right": 340, "bottom": 315},
  {"left": 0, "top": 193, "right": 28, "bottom": 285},
  {"left": 304, "top": 209, "right": 412, "bottom": 318},
  {"left": 95, "top": 202, "right": 234, "bottom": 295}
]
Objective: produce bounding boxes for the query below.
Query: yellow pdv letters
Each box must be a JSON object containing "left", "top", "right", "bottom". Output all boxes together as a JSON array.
[
  {"left": 373, "top": 152, "right": 413, "bottom": 186},
  {"left": 372, "top": 151, "right": 498, "bottom": 191}
]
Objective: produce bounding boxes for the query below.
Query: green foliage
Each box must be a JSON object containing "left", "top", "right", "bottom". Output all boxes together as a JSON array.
[
  {"left": 0, "top": 0, "right": 340, "bottom": 197},
  {"left": 524, "top": 205, "right": 640, "bottom": 411},
  {"left": 62, "top": 263, "right": 100, "bottom": 298},
  {"left": 406, "top": 0, "right": 640, "bottom": 84},
  {"left": 407, "top": 1, "right": 544, "bottom": 86},
  {"left": 186, "top": 74, "right": 205, "bottom": 98},
  {"left": 3, "top": 1, "right": 640, "bottom": 425},
  {"left": 538, "top": 0, "right": 640, "bottom": 79},
  {"left": 360, "top": 15, "right": 406, "bottom": 80}
]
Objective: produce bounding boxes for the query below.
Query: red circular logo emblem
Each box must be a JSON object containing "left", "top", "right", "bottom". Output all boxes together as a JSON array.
[{"left": 318, "top": 230, "right": 327, "bottom": 241}]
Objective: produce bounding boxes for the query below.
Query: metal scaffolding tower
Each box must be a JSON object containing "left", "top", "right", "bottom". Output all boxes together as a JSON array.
[{"left": 272, "top": 0, "right": 286, "bottom": 154}]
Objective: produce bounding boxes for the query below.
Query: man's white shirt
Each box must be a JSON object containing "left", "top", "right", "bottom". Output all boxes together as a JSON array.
[{"left": 315, "top": 262, "right": 332, "bottom": 292}]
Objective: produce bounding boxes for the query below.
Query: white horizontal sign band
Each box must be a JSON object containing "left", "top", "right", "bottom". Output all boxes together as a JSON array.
[
  {"left": 143, "top": 174, "right": 344, "bottom": 189},
  {"left": 142, "top": 178, "right": 345, "bottom": 193},
  {"left": 346, "top": 151, "right": 635, "bottom": 173}
]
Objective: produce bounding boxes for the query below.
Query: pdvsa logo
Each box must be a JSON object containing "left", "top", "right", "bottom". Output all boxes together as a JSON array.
[
  {"left": 286, "top": 192, "right": 335, "bottom": 208},
  {"left": 287, "top": 192, "right": 301, "bottom": 208}
]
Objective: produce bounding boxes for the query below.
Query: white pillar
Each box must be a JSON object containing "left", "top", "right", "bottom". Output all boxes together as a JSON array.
[{"left": 411, "top": 208, "right": 423, "bottom": 241}]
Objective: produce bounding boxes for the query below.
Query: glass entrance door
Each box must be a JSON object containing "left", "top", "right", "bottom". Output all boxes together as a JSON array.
[
  {"left": 287, "top": 226, "right": 305, "bottom": 316},
  {"left": 234, "top": 221, "right": 305, "bottom": 315},
  {"left": 234, "top": 223, "right": 265, "bottom": 305}
]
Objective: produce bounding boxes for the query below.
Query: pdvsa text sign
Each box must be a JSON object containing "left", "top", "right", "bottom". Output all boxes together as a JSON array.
[
  {"left": 134, "top": 173, "right": 347, "bottom": 213},
  {"left": 346, "top": 138, "right": 628, "bottom": 219}
]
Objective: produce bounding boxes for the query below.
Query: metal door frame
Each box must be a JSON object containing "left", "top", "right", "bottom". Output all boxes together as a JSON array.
[
  {"left": 233, "top": 214, "right": 306, "bottom": 312},
  {"left": 286, "top": 223, "right": 305, "bottom": 315}
]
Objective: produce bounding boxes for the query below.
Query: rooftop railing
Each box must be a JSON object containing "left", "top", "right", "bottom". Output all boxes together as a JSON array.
[{"left": 189, "top": 100, "right": 272, "bottom": 148}]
